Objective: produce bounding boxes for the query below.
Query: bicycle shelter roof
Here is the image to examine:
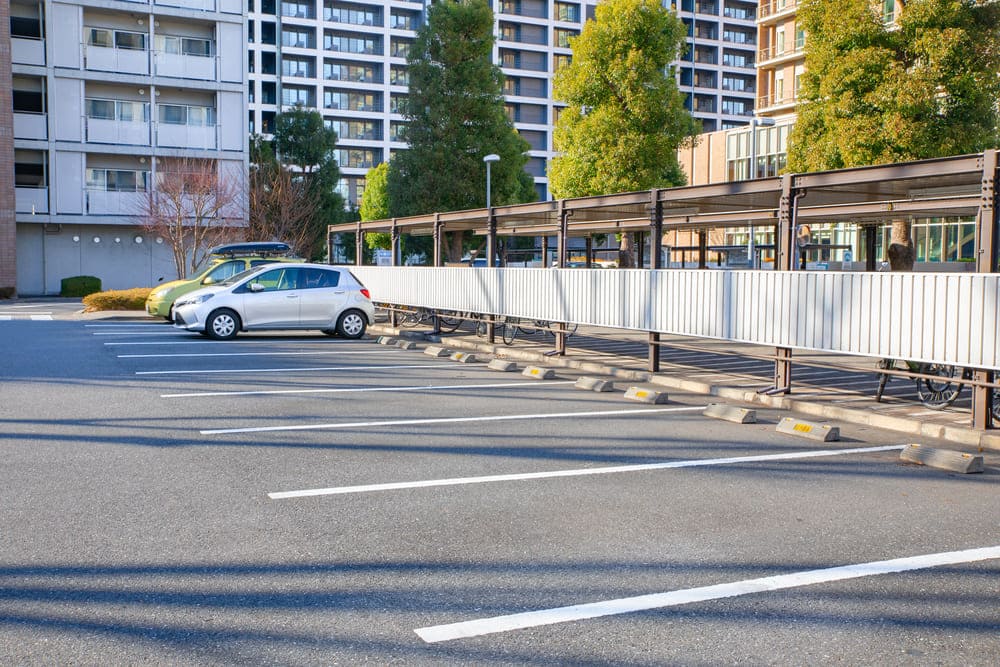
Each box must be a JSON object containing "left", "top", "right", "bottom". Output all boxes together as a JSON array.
[{"left": 328, "top": 152, "right": 991, "bottom": 238}]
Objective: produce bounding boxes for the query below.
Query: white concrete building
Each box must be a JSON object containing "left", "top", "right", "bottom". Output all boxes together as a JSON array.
[
  {"left": 11, "top": 0, "right": 247, "bottom": 295},
  {"left": 247, "top": 0, "right": 758, "bottom": 207}
]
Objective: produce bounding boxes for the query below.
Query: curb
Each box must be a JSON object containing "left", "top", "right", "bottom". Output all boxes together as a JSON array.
[{"left": 369, "top": 324, "right": 1000, "bottom": 452}]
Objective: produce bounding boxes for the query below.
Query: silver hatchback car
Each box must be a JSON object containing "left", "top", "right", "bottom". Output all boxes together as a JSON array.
[{"left": 172, "top": 263, "right": 375, "bottom": 340}]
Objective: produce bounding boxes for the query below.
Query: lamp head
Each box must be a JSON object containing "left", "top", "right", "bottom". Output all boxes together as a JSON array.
[{"left": 483, "top": 154, "right": 500, "bottom": 163}]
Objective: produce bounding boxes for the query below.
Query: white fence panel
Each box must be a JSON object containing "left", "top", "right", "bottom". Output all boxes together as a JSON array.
[{"left": 349, "top": 267, "right": 1000, "bottom": 370}]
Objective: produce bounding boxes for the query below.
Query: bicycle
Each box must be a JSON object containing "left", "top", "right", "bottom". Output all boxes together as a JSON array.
[{"left": 876, "top": 358, "right": 1000, "bottom": 418}]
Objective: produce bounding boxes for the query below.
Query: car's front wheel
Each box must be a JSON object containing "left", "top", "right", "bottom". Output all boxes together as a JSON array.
[
  {"left": 206, "top": 309, "right": 241, "bottom": 340},
  {"left": 336, "top": 310, "right": 367, "bottom": 339}
]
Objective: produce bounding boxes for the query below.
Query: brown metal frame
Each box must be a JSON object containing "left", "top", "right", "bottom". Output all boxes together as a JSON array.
[{"left": 330, "top": 152, "right": 999, "bottom": 428}]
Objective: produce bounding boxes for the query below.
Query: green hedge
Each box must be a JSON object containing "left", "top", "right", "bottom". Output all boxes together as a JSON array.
[
  {"left": 61, "top": 275, "right": 102, "bottom": 297},
  {"left": 82, "top": 288, "right": 153, "bottom": 312}
]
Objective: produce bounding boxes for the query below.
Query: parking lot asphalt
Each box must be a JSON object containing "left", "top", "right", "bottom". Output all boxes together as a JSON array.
[{"left": 1, "top": 310, "right": 999, "bottom": 664}]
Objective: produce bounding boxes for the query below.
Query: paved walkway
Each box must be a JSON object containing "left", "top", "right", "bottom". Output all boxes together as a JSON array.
[{"left": 370, "top": 317, "right": 1000, "bottom": 452}]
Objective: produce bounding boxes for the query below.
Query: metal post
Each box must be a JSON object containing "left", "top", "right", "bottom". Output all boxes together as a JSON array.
[
  {"left": 585, "top": 236, "right": 593, "bottom": 268},
  {"left": 648, "top": 191, "right": 663, "bottom": 372},
  {"left": 865, "top": 225, "right": 878, "bottom": 272},
  {"left": 355, "top": 222, "right": 363, "bottom": 266},
  {"left": 390, "top": 219, "right": 400, "bottom": 266},
  {"left": 433, "top": 213, "right": 442, "bottom": 267},
  {"left": 558, "top": 203, "right": 570, "bottom": 268},
  {"left": 770, "top": 174, "right": 796, "bottom": 394},
  {"left": 697, "top": 230, "right": 707, "bottom": 269},
  {"left": 973, "top": 149, "right": 998, "bottom": 429},
  {"left": 486, "top": 208, "right": 497, "bottom": 267},
  {"left": 542, "top": 235, "right": 549, "bottom": 267}
]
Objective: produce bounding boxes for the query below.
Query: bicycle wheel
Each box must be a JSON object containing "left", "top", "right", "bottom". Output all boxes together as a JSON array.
[
  {"left": 564, "top": 322, "right": 579, "bottom": 337},
  {"left": 914, "top": 364, "right": 963, "bottom": 409},
  {"left": 502, "top": 317, "right": 518, "bottom": 345},
  {"left": 399, "top": 308, "right": 421, "bottom": 328},
  {"left": 993, "top": 390, "right": 1000, "bottom": 422},
  {"left": 476, "top": 319, "right": 488, "bottom": 338},
  {"left": 437, "top": 314, "right": 463, "bottom": 333}
]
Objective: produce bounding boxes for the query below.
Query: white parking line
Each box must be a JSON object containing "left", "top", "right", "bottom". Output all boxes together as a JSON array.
[
  {"left": 29, "top": 315, "right": 53, "bottom": 321},
  {"left": 85, "top": 323, "right": 165, "bottom": 327},
  {"left": 163, "top": 380, "right": 575, "bottom": 398},
  {"left": 138, "top": 362, "right": 454, "bottom": 376},
  {"left": 269, "top": 445, "right": 906, "bottom": 499},
  {"left": 121, "top": 350, "right": 404, "bottom": 359},
  {"left": 105, "top": 340, "right": 355, "bottom": 346},
  {"left": 414, "top": 544, "right": 1000, "bottom": 643},
  {"left": 92, "top": 331, "right": 192, "bottom": 336},
  {"left": 202, "top": 405, "right": 707, "bottom": 435}
]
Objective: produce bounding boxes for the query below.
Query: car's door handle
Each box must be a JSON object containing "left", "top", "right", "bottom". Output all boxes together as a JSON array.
[
  {"left": 286, "top": 294, "right": 299, "bottom": 299},
  {"left": 334, "top": 290, "right": 346, "bottom": 294}
]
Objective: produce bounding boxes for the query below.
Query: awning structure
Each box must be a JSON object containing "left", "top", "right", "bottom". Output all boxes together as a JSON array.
[{"left": 330, "top": 151, "right": 992, "bottom": 249}]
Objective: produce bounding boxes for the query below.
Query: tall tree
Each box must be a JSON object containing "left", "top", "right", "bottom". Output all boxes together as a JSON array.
[
  {"left": 270, "top": 106, "right": 346, "bottom": 259},
  {"left": 548, "top": 0, "right": 697, "bottom": 266},
  {"left": 787, "top": 0, "right": 1000, "bottom": 269},
  {"left": 388, "top": 0, "right": 534, "bottom": 261}
]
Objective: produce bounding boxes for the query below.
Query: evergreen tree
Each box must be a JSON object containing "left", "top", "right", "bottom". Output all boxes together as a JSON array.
[
  {"left": 388, "top": 0, "right": 533, "bottom": 260},
  {"left": 548, "top": 0, "right": 697, "bottom": 199},
  {"left": 271, "top": 106, "right": 347, "bottom": 259},
  {"left": 787, "top": 0, "right": 1000, "bottom": 268}
]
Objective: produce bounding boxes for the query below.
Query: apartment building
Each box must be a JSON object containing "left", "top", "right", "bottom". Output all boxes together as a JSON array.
[
  {"left": 247, "top": 0, "right": 759, "bottom": 209},
  {"left": 8, "top": 0, "right": 247, "bottom": 295}
]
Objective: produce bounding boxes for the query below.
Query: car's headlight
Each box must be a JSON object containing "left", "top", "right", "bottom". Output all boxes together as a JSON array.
[{"left": 177, "top": 293, "right": 214, "bottom": 307}]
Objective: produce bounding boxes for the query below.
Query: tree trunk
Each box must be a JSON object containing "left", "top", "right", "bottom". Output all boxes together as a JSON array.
[
  {"left": 887, "top": 219, "right": 915, "bottom": 271},
  {"left": 618, "top": 233, "right": 636, "bottom": 268},
  {"left": 446, "top": 231, "right": 464, "bottom": 263}
]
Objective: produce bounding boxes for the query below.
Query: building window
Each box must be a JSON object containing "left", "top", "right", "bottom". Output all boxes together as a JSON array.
[
  {"left": 86, "top": 99, "right": 149, "bottom": 122},
  {"left": 554, "top": 28, "right": 577, "bottom": 48},
  {"left": 282, "top": 26, "right": 314, "bottom": 48},
  {"left": 87, "top": 28, "right": 147, "bottom": 50},
  {"left": 282, "top": 56, "right": 315, "bottom": 78},
  {"left": 86, "top": 168, "right": 149, "bottom": 192},
  {"left": 325, "top": 61, "right": 379, "bottom": 83},
  {"left": 158, "top": 104, "right": 216, "bottom": 126},
  {"left": 324, "top": 90, "right": 382, "bottom": 112},
  {"left": 281, "top": 86, "right": 315, "bottom": 107},
  {"left": 326, "top": 118, "right": 381, "bottom": 141},
  {"left": 156, "top": 35, "right": 213, "bottom": 57},
  {"left": 281, "top": 0, "right": 314, "bottom": 18},
  {"left": 554, "top": 2, "right": 580, "bottom": 22},
  {"left": 324, "top": 32, "right": 380, "bottom": 55},
  {"left": 324, "top": 2, "right": 381, "bottom": 26},
  {"left": 336, "top": 148, "right": 381, "bottom": 169}
]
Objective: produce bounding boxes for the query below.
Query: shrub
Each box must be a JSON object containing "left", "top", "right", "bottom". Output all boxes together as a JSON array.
[
  {"left": 61, "top": 275, "right": 102, "bottom": 297},
  {"left": 82, "top": 288, "right": 153, "bottom": 312}
]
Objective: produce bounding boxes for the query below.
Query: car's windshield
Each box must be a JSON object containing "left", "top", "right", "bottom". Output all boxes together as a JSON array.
[{"left": 218, "top": 267, "right": 263, "bottom": 286}]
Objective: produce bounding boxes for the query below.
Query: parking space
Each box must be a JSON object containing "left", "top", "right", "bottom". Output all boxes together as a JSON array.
[{"left": 1, "top": 318, "right": 999, "bottom": 664}]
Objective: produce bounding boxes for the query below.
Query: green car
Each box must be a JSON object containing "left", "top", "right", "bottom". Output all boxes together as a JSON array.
[{"left": 145, "top": 242, "right": 304, "bottom": 321}]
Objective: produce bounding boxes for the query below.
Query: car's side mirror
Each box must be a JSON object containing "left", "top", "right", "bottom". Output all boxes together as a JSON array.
[
  {"left": 202, "top": 277, "right": 215, "bottom": 285},
  {"left": 248, "top": 282, "right": 265, "bottom": 293}
]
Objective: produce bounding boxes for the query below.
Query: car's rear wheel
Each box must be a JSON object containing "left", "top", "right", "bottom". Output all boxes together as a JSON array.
[
  {"left": 336, "top": 310, "right": 367, "bottom": 339},
  {"left": 206, "top": 309, "right": 241, "bottom": 340}
]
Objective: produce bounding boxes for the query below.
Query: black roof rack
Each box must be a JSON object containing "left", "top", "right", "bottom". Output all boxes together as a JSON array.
[{"left": 209, "top": 242, "right": 294, "bottom": 258}]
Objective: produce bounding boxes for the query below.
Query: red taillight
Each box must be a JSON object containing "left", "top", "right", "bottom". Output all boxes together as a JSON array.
[{"left": 360, "top": 288, "right": 371, "bottom": 299}]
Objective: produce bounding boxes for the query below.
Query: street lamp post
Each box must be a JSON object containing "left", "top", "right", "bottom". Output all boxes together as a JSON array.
[
  {"left": 747, "top": 116, "right": 775, "bottom": 268},
  {"left": 483, "top": 153, "right": 500, "bottom": 208}
]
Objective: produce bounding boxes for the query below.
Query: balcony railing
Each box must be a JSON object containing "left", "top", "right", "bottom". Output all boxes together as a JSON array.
[
  {"left": 757, "top": 91, "right": 799, "bottom": 110},
  {"left": 758, "top": 42, "right": 804, "bottom": 63},
  {"left": 758, "top": 0, "right": 798, "bottom": 20},
  {"left": 15, "top": 187, "right": 49, "bottom": 214},
  {"left": 13, "top": 112, "right": 48, "bottom": 141},
  {"left": 154, "top": 51, "right": 216, "bottom": 80},
  {"left": 12, "top": 37, "right": 45, "bottom": 66},
  {"left": 86, "top": 118, "right": 151, "bottom": 145},
  {"left": 86, "top": 190, "right": 146, "bottom": 215},
  {"left": 85, "top": 45, "right": 150, "bottom": 75}
]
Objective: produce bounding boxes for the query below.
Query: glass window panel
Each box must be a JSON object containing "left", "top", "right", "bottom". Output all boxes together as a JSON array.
[
  {"left": 159, "top": 105, "right": 187, "bottom": 124},
  {"left": 116, "top": 31, "right": 146, "bottom": 50},
  {"left": 156, "top": 35, "right": 181, "bottom": 54},
  {"left": 88, "top": 29, "right": 113, "bottom": 48},
  {"left": 86, "top": 99, "right": 115, "bottom": 120},
  {"left": 182, "top": 38, "right": 212, "bottom": 56},
  {"left": 86, "top": 169, "right": 106, "bottom": 189}
]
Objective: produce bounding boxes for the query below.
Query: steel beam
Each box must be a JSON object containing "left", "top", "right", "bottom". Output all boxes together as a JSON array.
[{"left": 973, "top": 149, "right": 998, "bottom": 429}]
